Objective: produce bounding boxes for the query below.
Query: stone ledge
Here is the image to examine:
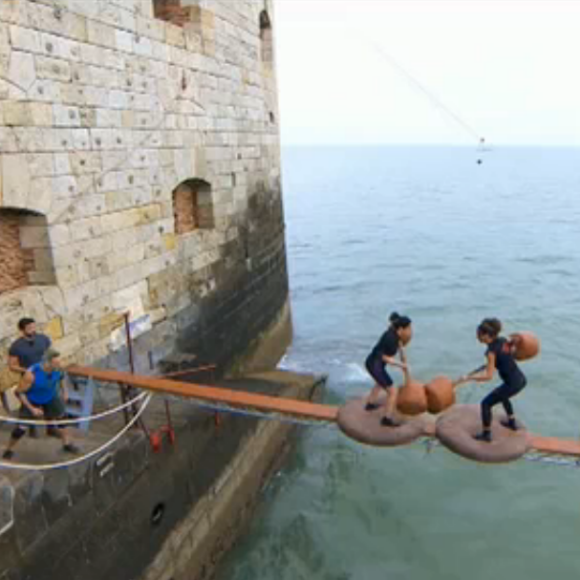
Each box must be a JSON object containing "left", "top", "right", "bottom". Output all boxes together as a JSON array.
[{"left": 0, "top": 477, "right": 14, "bottom": 537}]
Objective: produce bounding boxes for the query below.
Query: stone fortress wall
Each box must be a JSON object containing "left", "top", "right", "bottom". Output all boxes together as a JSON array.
[
  {"left": 0, "top": 0, "right": 289, "bottom": 376},
  {"left": 0, "top": 3, "right": 305, "bottom": 579}
]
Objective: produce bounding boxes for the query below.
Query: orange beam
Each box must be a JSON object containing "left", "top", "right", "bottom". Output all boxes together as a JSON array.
[
  {"left": 67, "top": 365, "right": 339, "bottom": 422},
  {"left": 529, "top": 435, "right": 580, "bottom": 458},
  {"left": 67, "top": 366, "right": 580, "bottom": 458}
]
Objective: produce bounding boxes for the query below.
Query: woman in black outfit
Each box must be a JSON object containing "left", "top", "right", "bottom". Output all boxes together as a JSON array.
[
  {"left": 365, "top": 312, "right": 413, "bottom": 427},
  {"left": 457, "top": 318, "right": 527, "bottom": 442}
]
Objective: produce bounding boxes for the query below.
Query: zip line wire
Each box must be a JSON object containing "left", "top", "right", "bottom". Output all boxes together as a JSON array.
[{"left": 355, "top": 30, "right": 486, "bottom": 145}]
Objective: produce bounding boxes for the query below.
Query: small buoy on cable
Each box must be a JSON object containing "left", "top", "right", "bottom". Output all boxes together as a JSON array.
[
  {"left": 477, "top": 137, "right": 486, "bottom": 164},
  {"left": 425, "top": 376, "right": 456, "bottom": 414},
  {"left": 511, "top": 332, "right": 540, "bottom": 361},
  {"left": 397, "top": 379, "right": 428, "bottom": 416}
]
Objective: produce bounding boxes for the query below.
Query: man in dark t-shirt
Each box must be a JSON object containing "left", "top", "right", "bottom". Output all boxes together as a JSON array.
[{"left": 9, "top": 318, "right": 51, "bottom": 372}]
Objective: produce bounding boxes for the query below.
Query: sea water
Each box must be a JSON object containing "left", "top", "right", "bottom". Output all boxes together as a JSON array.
[{"left": 220, "top": 146, "right": 580, "bottom": 580}]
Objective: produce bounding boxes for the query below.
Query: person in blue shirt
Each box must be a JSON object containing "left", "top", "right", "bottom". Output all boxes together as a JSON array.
[
  {"left": 364, "top": 312, "right": 413, "bottom": 427},
  {"left": 7, "top": 317, "right": 53, "bottom": 436},
  {"left": 2, "top": 349, "right": 79, "bottom": 460},
  {"left": 457, "top": 318, "right": 527, "bottom": 443}
]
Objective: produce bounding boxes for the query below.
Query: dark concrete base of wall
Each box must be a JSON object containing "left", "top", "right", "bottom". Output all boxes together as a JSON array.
[{"left": 228, "top": 297, "right": 293, "bottom": 377}]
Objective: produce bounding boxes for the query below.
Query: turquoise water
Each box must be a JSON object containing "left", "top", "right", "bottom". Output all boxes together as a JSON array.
[{"left": 220, "top": 147, "right": 580, "bottom": 580}]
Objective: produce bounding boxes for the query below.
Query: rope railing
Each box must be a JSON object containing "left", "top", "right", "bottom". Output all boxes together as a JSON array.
[
  {"left": 0, "top": 394, "right": 152, "bottom": 472},
  {"left": 0, "top": 390, "right": 148, "bottom": 427}
]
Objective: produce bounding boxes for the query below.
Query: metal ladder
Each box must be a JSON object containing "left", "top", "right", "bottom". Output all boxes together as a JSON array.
[{"left": 64, "top": 375, "right": 95, "bottom": 432}]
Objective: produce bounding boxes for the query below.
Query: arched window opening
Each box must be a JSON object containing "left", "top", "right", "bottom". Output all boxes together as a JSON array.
[
  {"left": 260, "top": 10, "right": 273, "bottom": 65},
  {"left": 0, "top": 209, "right": 55, "bottom": 295},
  {"left": 153, "top": 0, "right": 186, "bottom": 26},
  {"left": 153, "top": 0, "right": 178, "bottom": 18},
  {"left": 172, "top": 179, "right": 214, "bottom": 235}
]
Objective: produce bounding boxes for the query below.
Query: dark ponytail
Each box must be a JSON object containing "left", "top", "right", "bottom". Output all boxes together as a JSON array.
[
  {"left": 477, "top": 317, "right": 502, "bottom": 338},
  {"left": 389, "top": 312, "right": 412, "bottom": 330}
]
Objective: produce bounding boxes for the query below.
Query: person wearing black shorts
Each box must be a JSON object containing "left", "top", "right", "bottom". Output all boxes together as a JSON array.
[
  {"left": 7, "top": 317, "right": 53, "bottom": 436},
  {"left": 2, "top": 349, "right": 79, "bottom": 460},
  {"left": 364, "top": 312, "right": 413, "bottom": 427},
  {"left": 456, "top": 318, "right": 527, "bottom": 442}
]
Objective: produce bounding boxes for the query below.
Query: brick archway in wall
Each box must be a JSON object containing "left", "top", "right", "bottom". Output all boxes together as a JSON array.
[
  {"left": 0, "top": 209, "right": 56, "bottom": 295},
  {"left": 172, "top": 179, "right": 214, "bottom": 235}
]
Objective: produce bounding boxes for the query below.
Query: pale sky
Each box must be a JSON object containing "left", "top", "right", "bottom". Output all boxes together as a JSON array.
[{"left": 274, "top": 0, "right": 580, "bottom": 146}]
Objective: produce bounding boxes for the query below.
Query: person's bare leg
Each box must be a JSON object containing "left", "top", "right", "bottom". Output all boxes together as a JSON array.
[
  {"left": 381, "top": 388, "right": 401, "bottom": 427},
  {"left": 58, "top": 427, "right": 79, "bottom": 454},
  {"left": 366, "top": 385, "right": 382, "bottom": 407},
  {"left": 385, "top": 387, "right": 398, "bottom": 417},
  {"left": 59, "top": 427, "right": 70, "bottom": 446},
  {"left": 0, "top": 393, "right": 9, "bottom": 415},
  {"left": 4, "top": 436, "right": 21, "bottom": 454},
  {"left": 2, "top": 428, "right": 26, "bottom": 459}
]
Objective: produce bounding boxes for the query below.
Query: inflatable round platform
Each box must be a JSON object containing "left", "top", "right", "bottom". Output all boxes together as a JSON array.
[
  {"left": 337, "top": 398, "right": 429, "bottom": 447},
  {"left": 435, "top": 405, "right": 530, "bottom": 463}
]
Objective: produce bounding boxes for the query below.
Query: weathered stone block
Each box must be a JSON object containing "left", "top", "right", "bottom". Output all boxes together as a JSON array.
[
  {"left": 42, "top": 316, "right": 64, "bottom": 341},
  {"left": 115, "top": 28, "right": 134, "bottom": 53},
  {"left": 52, "top": 104, "right": 81, "bottom": 128},
  {"left": 2, "top": 102, "right": 31, "bottom": 126},
  {"left": 28, "top": 103, "right": 52, "bottom": 127},
  {"left": 67, "top": 12, "right": 89, "bottom": 43},
  {"left": 7, "top": 50, "right": 36, "bottom": 92},
  {"left": 53, "top": 331, "right": 82, "bottom": 357},
  {"left": 9, "top": 24, "right": 41, "bottom": 53},
  {"left": 0, "top": 0, "right": 30, "bottom": 26},
  {"left": 35, "top": 54, "right": 71, "bottom": 82},
  {"left": 52, "top": 153, "right": 71, "bottom": 175},
  {"left": 62, "top": 276, "right": 100, "bottom": 310},
  {"left": 87, "top": 19, "right": 116, "bottom": 48},
  {"left": 164, "top": 21, "right": 186, "bottom": 48},
  {"left": 162, "top": 233, "right": 176, "bottom": 252},
  {"left": 0, "top": 154, "right": 31, "bottom": 210},
  {"left": 0, "top": 23, "right": 10, "bottom": 57},
  {"left": 37, "top": 286, "right": 66, "bottom": 318},
  {"left": 98, "top": 311, "right": 125, "bottom": 337}
]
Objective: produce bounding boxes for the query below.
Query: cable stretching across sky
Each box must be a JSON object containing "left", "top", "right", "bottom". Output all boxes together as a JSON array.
[{"left": 359, "top": 31, "right": 485, "bottom": 145}]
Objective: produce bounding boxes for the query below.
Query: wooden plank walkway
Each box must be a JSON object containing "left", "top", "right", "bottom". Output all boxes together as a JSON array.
[
  {"left": 67, "top": 366, "right": 580, "bottom": 458},
  {"left": 67, "top": 366, "right": 339, "bottom": 422},
  {"left": 529, "top": 435, "right": 580, "bottom": 458}
]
